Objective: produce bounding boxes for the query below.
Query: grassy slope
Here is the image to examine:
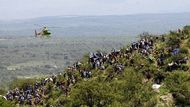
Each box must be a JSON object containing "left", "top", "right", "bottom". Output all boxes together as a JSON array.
[{"left": 1, "top": 26, "right": 190, "bottom": 107}]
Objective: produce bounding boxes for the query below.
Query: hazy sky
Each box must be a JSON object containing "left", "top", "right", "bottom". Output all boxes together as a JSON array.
[{"left": 0, "top": 0, "right": 190, "bottom": 20}]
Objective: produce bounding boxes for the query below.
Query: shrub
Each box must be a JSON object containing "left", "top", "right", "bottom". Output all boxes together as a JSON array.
[
  {"left": 0, "top": 97, "right": 15, "bottom": 107},
  {"left": 9, "top": 78, "right": 36, "bottom": 89},
  {"left": 165, "top": 72, "right": 190, "bottom": 105},
  {"left": 180, "top": 47, "right": 188, "bottom": 54},
  {"left": 68, "top": 80, "right": 121, "bottom": 107},
  {"left": 183, "top": 25, "right": 190, "bottom": 31}
]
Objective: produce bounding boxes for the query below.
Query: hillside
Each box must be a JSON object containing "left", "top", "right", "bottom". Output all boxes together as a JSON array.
[
  {"left": 1, "top": 26, "right": 190, "bottom": 107},
  {"left": 0, "top": 36, "right": 135, "bottom": 86}
]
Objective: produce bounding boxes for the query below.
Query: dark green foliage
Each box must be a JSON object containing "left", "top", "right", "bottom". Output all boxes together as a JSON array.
[
  {"left": 9, "top": 78, "right": 36, "bottom": 89},
  {"left": 165, "top": 72, "right": 190, "bottom": 105},
  {"left": 62, "top": 68, "right": 157, "bottom": 107},
  {"left": 167, "top": 36, "right": 181, "bottom": 47},
  {"left": 183, "top": 25, "right": 190, "bottom": 31},
  {"left": 0, "top": 97, "right": 15, "bottom": 107},
  {"left": 118, "top": 68, "right": 156, "bottom": 107},
  {"left": 180, "top": 47, "right": 188, "bottom": 54},
  {"left": 69, "top": 80, "right": 120, "bottom": 107}
]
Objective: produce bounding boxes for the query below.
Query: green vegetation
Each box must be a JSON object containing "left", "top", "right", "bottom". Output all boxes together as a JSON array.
[
  {"left": 0, "top": 36, "right": 133, "bottom": 86},
  {"left": 1, "top": 26, "right": 190, "bottom": 106},
  {"left": 165, "top": 71, "right": 190, "bottom": 106},
  {"left": 0, "top": 97, "right": 15, "bottom": 107}
]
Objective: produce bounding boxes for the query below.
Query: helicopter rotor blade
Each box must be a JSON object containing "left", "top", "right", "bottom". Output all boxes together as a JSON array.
[
  {"left": 34, "top": 24, "right": 43, "bottom": 27},
  {"left": 34, "top": 24, "right": 65, "bottom": 28},
  {"left": 47, "top": 26, "right": 67, "bottom": 28}
]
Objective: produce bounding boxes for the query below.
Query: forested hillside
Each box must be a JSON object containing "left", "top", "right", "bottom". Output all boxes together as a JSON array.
[{"left": 1, "top": 26, "right": 190, "bottom": 107}]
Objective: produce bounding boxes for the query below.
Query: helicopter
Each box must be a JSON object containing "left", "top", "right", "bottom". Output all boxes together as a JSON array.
[
  {"left": 35, "top": 26, "right": 52, "bottom": 38},
  {"left": 34, "top": 24, "right": 64, "bottom": 38}
]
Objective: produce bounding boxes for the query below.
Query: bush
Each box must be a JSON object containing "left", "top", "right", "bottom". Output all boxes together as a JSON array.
[
  {"left": 167, "top": 38, "right": 180, "bottom": 47},
  {"left": 0, "top": 97, "right": 15, "bottom": 107},
  {"left": 68, "top": 80, "right": 122, "bottom": 107},
  {"left": 9, "top": 78, "right": 36, "bottom": 89},
  {"left": 183, "top": 25, "right": 190, "bottom": 31},
  {"left": 180, "top": 48, "right": 188, "bottom": 54},
  {"left": 165, "top": 72, "right": 190, "bottom": 105}
]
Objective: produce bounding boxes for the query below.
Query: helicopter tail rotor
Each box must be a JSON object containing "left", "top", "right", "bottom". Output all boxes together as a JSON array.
[{"left": 35, "top": 30, "right": 38, "bottom": 37}]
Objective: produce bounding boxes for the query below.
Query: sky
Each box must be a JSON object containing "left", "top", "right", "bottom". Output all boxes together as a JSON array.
[{"left": 0, "top": 0, "right": 190, "bottom": 20}]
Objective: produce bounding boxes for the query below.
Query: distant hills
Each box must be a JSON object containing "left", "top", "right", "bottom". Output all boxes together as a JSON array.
[{"left": 0, "top": 13, "right": 190, "bottom": 37}]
